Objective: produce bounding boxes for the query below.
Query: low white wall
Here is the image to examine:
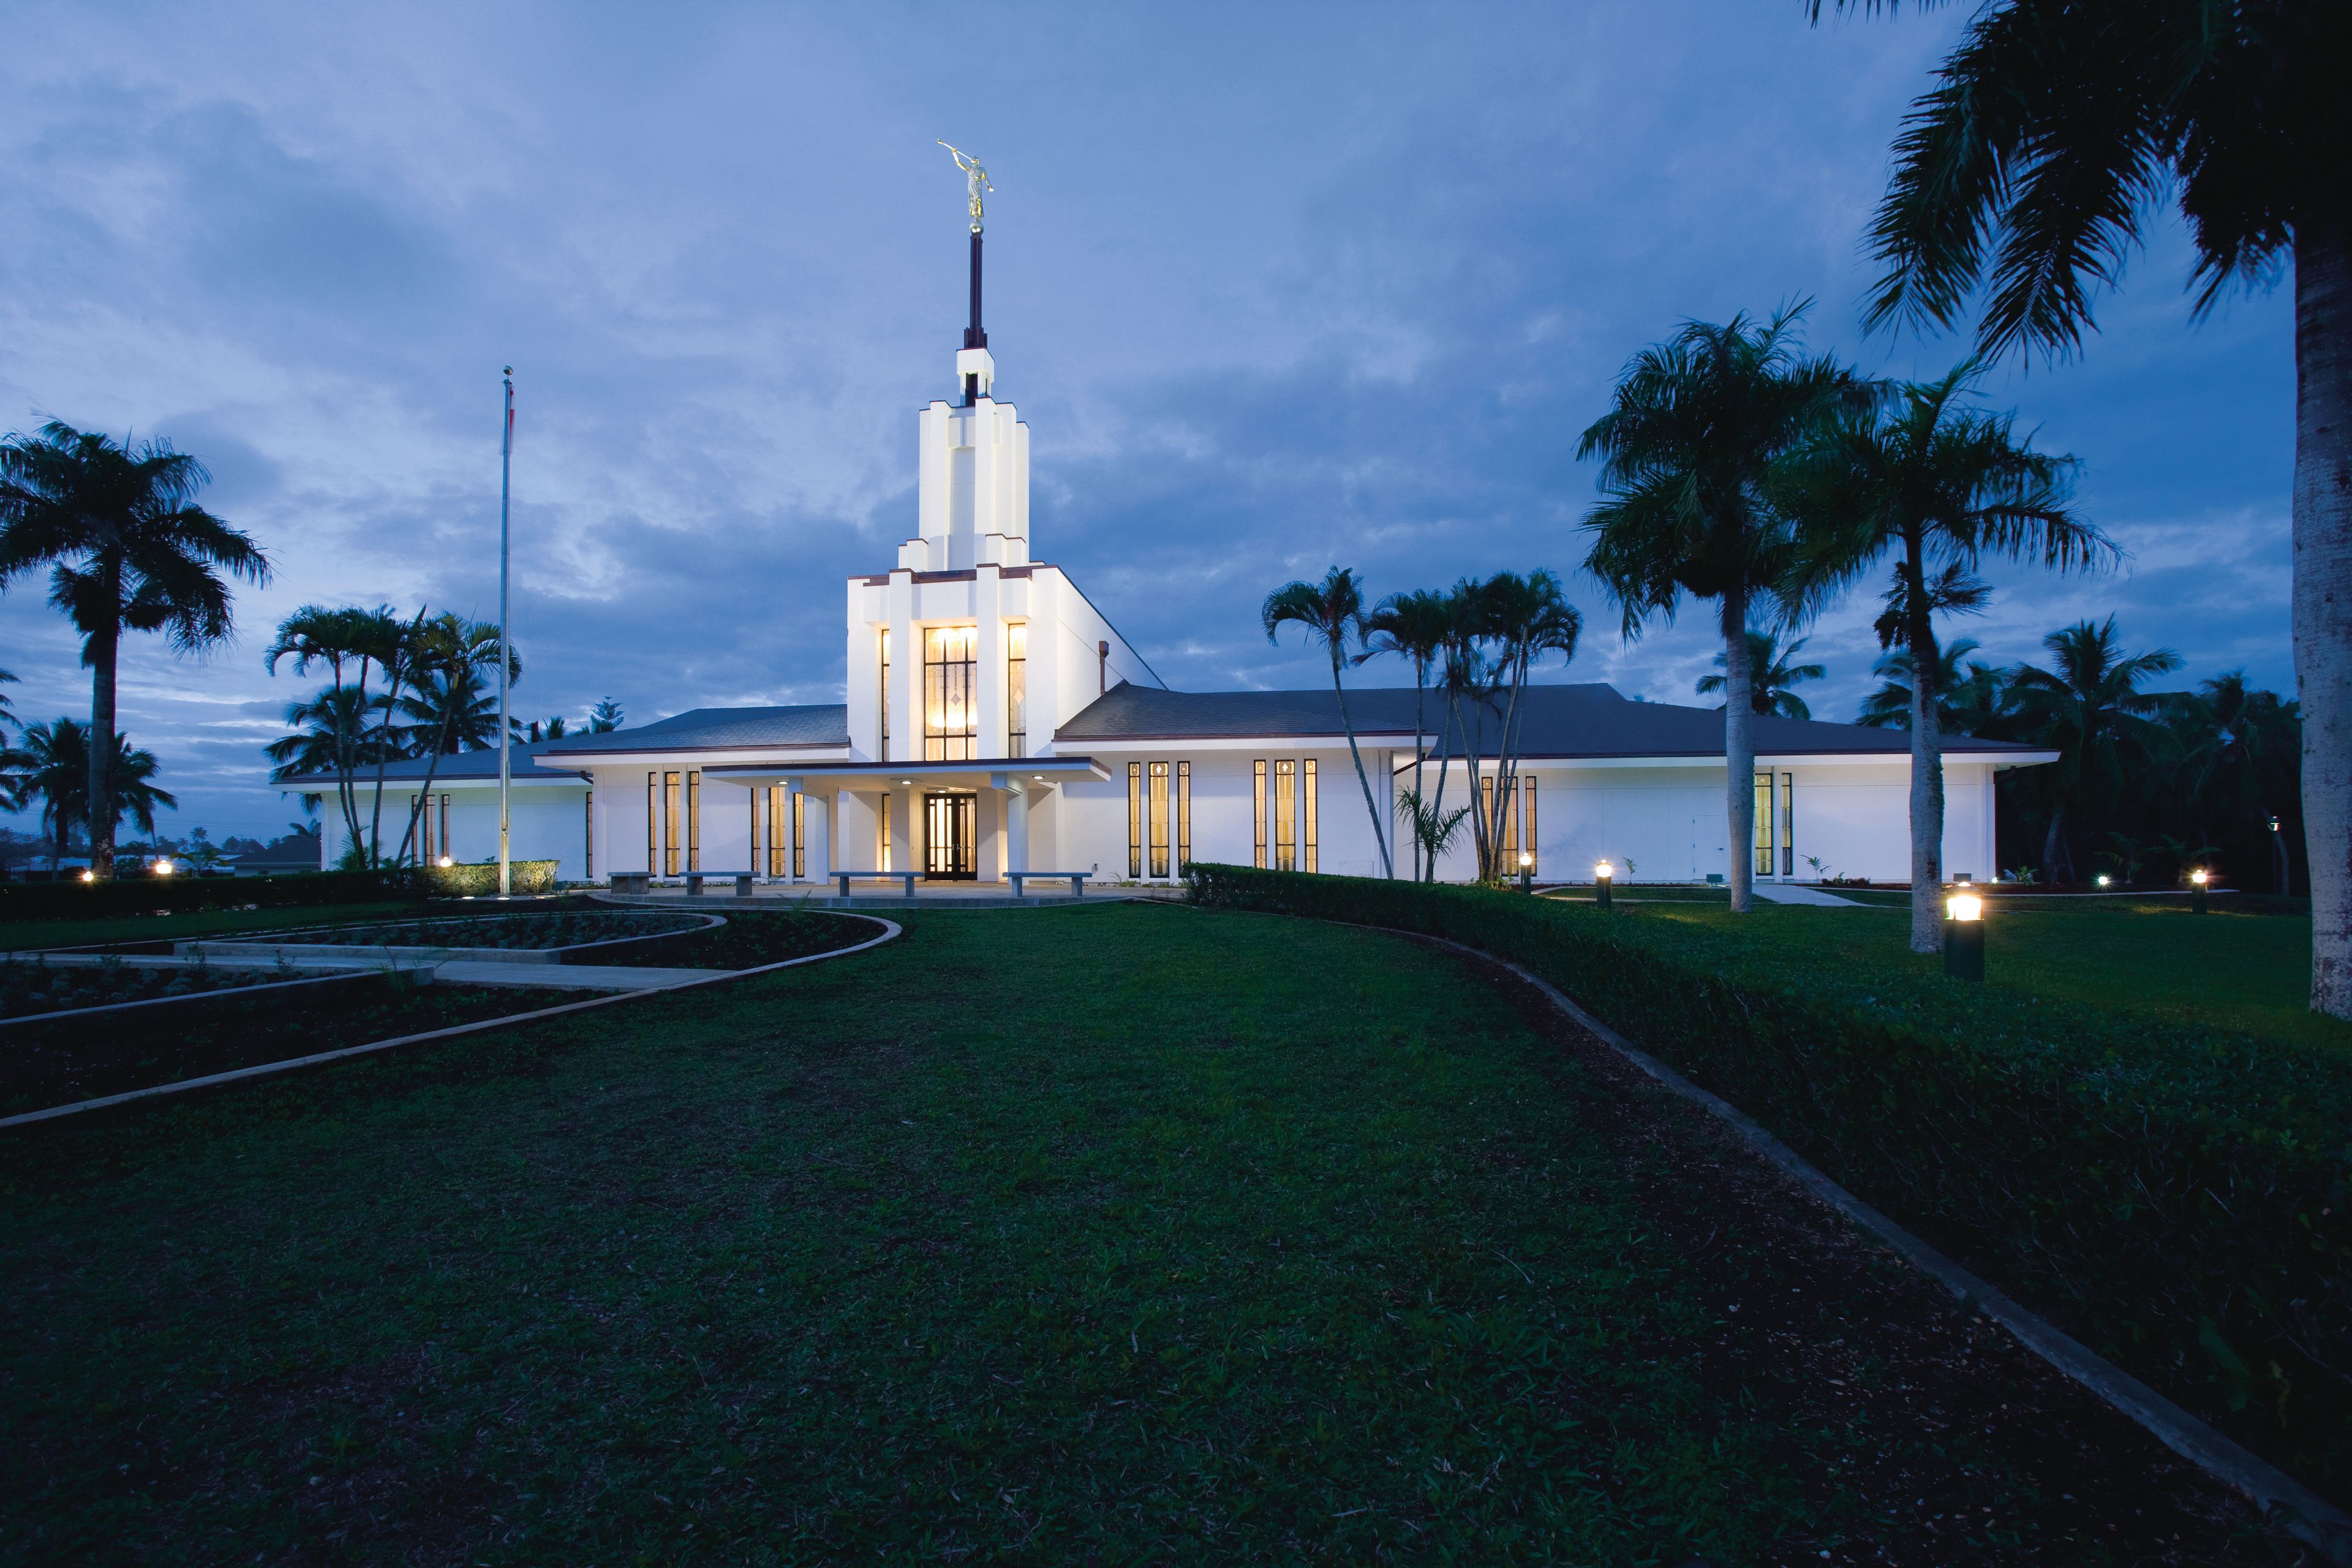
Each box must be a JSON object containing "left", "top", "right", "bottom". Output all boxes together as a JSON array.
[{"left": 319, "top": 780, "right": 591, "bottom": 880}]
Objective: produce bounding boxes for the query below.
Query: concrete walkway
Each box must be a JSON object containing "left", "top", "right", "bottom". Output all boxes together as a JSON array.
[
  {"left": 1751, "top": 882, "right": 1872, "bottom": 908},
  {"left": 432, "top": 961, "right": 724, "bottom": 990}
]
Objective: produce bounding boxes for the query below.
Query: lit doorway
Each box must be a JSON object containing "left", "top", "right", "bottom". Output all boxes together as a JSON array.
[{"left": 924, "top": 791, "right": 977, "bottom": 880}]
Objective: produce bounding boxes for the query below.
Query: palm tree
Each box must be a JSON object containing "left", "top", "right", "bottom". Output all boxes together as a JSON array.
[
  {"left": 1857, "top": 638, "right": 2007, "bottom": 734},
  {"left": 1697, "top": 629, "right": 1826, "bottom": 720},
  {"left": 1360, "top": 588, "right": 1452, "bottom": 878},
  {"left": 1264, "top": 566, "right": 1393, "bottom": 878},
  {"left": 0, "top": 423, "right": 268, "bottom": 880},
  {"left": 2009, "top": 618, "right": 2182, "bottom": 882},
  {"left": 13, "top": 717, "right": 174, "bottom": 875},
  {"left": 1811, "top": 2, "right": 2350, "bottom": 1005},
  {"left": 1480, "top": 571, "right": 1582, "bottom": 880},
  {"left": 390, "top": 615, "right": 514, "bottom": 865},
  {"left": 1784, "top": 363, "right": 2109, "bottom": 950},
  {"left": 1577, "top": 305, "right": 1879, "bottom": 911},
  {"left": 0, "top": 667, "right": 17, "bottom": 734},
  {"left": 265, "top": 605, "right": 380, "bottom": 856}
]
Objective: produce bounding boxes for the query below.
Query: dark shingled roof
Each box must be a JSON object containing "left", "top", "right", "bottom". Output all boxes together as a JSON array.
[
  {"left": 1056, "top": 681, "right": 2045, "bottom": 759},
  {"left": 538, "top": 704, "right": 851, "bottom": 755},
  {"left": 276, "top": 737, "right": 589, "bottom": 788}
]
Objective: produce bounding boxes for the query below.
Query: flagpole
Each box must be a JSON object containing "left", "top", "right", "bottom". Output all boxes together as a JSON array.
[{"left": 497, "top": 366, "right": 514, "bottom": 899}]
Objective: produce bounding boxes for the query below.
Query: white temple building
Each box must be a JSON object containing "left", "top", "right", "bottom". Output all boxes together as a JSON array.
[{"left": 293, "top": 192, "right": 2054, "bottom": 892}]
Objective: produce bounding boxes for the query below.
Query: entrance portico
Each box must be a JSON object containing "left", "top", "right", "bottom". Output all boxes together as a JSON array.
[{"left": 707, "top": 756, "right": 1108, "bottom": 884}]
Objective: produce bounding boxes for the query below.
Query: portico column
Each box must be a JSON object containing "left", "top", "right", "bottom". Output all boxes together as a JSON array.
[
  {"left": 1005, "top": 780, "right": 1030, "bottom": 874},
  {"left": 978, "top": 788, "right": 1003, "bottom": 882},
  {"left": 889, "top": 789, "right": 914, "bottom": 876}
]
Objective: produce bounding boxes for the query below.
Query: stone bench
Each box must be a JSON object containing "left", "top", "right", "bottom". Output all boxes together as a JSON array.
[
  {"left": 1006, "top": 872, "right": 1091, "bottom": 897},
  {"left": 833, "top": 871, "right": 918, "bottom": 897},
  {"left": 684, "top": 872, "right": 756, "bottom": 896}
]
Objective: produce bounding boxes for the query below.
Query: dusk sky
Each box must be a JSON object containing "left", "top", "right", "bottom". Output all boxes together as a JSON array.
[{"left": 0, "top": 2, "right": 2296, "bottom": 840}]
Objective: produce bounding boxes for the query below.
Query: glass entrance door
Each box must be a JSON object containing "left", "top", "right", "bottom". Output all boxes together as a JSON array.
[{"left": 924, "top": 791, "right": 977, "bottom": 880}]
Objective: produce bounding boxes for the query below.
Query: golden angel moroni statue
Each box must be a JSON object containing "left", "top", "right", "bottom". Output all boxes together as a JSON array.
[{"left": 938, "top": 141, "right": 993, "bottom": 233}]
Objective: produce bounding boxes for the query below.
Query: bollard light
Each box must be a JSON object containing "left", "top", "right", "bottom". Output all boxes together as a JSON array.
[
  {"left": 2095, "top": 873, "right": 2111, "bottom": 889},
  {"left": 1594, "top": 859, "right": 1613, "bottom": 910},
  {"left": 80, "top": 869, "right": 96, "bottom": 883},
  {"left": 153, "top": 858, "right": 175, "bottom": 876},
  {"left": 1944, "top": 889, "right": 1985, "bottom": 981},
  {"left": 1518, "top": 850, "right": 1533, "bottom": 895},
  {"left": 2191, "top": 866, "right": 2209, "bottom": 915}
]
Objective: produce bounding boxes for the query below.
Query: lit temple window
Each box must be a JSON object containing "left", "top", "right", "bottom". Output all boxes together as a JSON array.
[{"left": 924, "top": 625, "right": 978, "bottom": 761}]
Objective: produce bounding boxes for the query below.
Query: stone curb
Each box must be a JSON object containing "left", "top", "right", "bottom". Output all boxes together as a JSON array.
[
  {"left": 0, "top": 916, "right": 900, "bottom": 1130},
  {"left": 1392, "top": 929, "right": 2352, "bottom": 1564}
]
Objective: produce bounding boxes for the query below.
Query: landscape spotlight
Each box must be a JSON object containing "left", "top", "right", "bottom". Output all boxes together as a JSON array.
[
  {"left": 1944, "top": 889, "right": 1985, "bottom": 982},
  {"left": 1518, "top": 850, "right": 1533, "bottom": 895},
  {"left": 80, "top": 869, "right": 94, "bottom": 883},
  {"left": 438, "top": 856, "right": 454, "bottom": 869},
  {"left": 2191, "top": 866, "right": 2209, "bottom": 915},
  {"left": 153, "top": 858, "right": 175, "bottom": 876},
  {"left": 2095, "top": 873, "right": 2111, "bottom": 889},
  {"left": 1594, "top": 859, "right": 1613, "bottom": 910}
]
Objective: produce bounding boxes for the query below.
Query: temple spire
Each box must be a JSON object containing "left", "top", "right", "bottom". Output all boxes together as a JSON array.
[{"left": 939, "top": 142, "right": 995, "bottom": 404}]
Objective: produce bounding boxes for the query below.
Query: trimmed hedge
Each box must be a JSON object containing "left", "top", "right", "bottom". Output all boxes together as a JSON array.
[
  {"left": 420, "top": 859, "right": 557, "bottom": 897},
  {"left": 1187, "top": 863, "right": 2352, "bottom": 1498},
  {"left": 0, "top": 867, "right": 424, "bottom": 923}
]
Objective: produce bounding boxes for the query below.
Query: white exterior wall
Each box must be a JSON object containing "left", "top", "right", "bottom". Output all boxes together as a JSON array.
[
  {"left": 1044, "top": 744, "right": 1396, "bottom": 882},
  {"left": 320, "top": 778, "right": 592, "bottom": 880}
]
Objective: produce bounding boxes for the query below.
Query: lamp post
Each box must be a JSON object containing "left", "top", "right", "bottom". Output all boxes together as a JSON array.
[
  {"left": 1594, "top": 860, "right": 1613, "bottom": 910},
  {"left": 1518, "top": 850, "right": 1532, "bottom": 895},
  {"left": 1944, "top": 889, "right": 1985, "bottom": 981},
  {"left": 2191, "top": 867, "right": 2209, "bottom": 915}
]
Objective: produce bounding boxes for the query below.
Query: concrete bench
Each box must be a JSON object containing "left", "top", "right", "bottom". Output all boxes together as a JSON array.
[
  {"left": 609, "top": 872, "right": 650, "bottom": 895},
  {"left": 1007, "top": 872, "right": 1090, "bottom": 897},
  {"left": 834, "top": 871, "right": 918, "bottom": 897},
  {"left": 684, "top": 872, "right": 757, "bottom": 896}
]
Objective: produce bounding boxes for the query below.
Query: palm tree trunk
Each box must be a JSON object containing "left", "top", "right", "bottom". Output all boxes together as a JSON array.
[
  {"left": 88, "top": 620, "right": 118, "bottom": 881},
  {"left": 1722, "top": 589, "right": 1755, "bottom": 913},
  {"left": 1329, "top": 652, "right": 1392, "bottom": 879},
  {"left": 1410, "top": 662, "right": 1427, "bottom": 881},
  {"left": 1427, "top": 687, "right": 1457, "bottom": 882},
  {"left": 2295, "top": 219, "right": 2352, "bottom": 1019},
  {"left": 1904, "top": 548, "right": 1945, "bottom": 954},
  {"left": 2041, "top": 803, "right": 2066, "bottom": 886}
]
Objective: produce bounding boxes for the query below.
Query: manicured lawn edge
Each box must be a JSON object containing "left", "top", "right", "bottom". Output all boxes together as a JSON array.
[
  {"left": 1401, "top": 925, "right": 2352, "bottom": 1561},
  {"left": 1185, "top": 864, "right": 2352, "bottom": 1502},
  {"left": 0, "top": 915, "right": 901, "bottom": 1129}
]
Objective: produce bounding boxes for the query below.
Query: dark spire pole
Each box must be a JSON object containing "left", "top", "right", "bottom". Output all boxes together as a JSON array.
[{"left": 963, "top": 230, "right": 986, "bottom": 404}]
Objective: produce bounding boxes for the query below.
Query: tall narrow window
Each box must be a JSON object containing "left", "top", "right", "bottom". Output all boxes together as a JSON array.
[
  {"left": 879, "top": 629, "right": 891, "bottom": 763},
  {"left": 1275, "top": 759, "right": 1297, "bottom": 872},
  {"left": 439, "top": 796, "right": 449, "bottom": 860},
  {"left": 1148, "top": 761, "right": 1170, "bottom": 878},
  {"left": 793, "top": 790, "right": 805, "bottom": 878},
  {"left": 585, "top": 790, "right": 595, "bottom": 879},
  {"left": 767, "top": 788, "right": 789, "bottom": 877},
  {"left": 1302, "top": 759, "right": 1317, "bottom": 873},
  {"left": 647, "top": 772, "right": 658, "bottom": 874},
  {"left": 1779, "top": 772, "right": 1794, "bottom": 878},
  {"left": 1253, "top": 761, "right": 1268, "bottom": 869},
  {"left": 410, "top": 794, "right": 424, "bottom": 861},
  {"left": 663, "top": 771, "right": 682, "bottom": 875},
  {"left": 880, "top": 793, "right": 892, "bottom": 873},
  {"left": 924, "top": 625, "right": 979, "bottom": 761},
  {"left": 1176, "top": 761, "right": 1191, "bottom": 872},
  {"left": 1500, "top": 777, "right": 1517, "bottom": 858},
  {"left": 1128, "top": 762, "right": 1144, "bottom": 878},
  {"left": 1754, "top": 770, "right": 1774, "bottom": 878},
  {"left": 1006, "top": 622, "right": 1028, "bottom": 756},
  {"left": 1524, "top": 777, "right": 1537, "bottom": 877},
  {"left": 687, "top": 771, "right": 701, "bottom": 872}
]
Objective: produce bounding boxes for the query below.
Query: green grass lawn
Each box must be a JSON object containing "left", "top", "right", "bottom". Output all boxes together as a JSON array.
[
  {"left": 1608, "top": 896, "right": 2345, "bottom": 1052},
  {"left": 0, "top": 903, "right": 2260, "bottom": 1564},
  {"left": 0, "top": 900, "right": 420, "bottom": 952}
]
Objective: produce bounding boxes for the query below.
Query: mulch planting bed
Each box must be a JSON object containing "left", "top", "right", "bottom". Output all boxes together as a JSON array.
[
  {"left": 1443, "top": 943, "right": 2294, "bottom": 1567},
  {"left": 0, "top": 977, "right": 575, "bottom": 1115},
  {"left": 273, "top": 908, "right": 703, "bottom": 949}
]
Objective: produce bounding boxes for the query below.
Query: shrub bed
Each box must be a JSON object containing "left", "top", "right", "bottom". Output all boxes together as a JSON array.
[
  {"left": 420, "top": 860, "right": 557, "bottom": 897},
  {"left": 272, "top": 910, "right": 701, "bottom": 950},
  {"left": 0, "top": 956, "right": 310, "bottom": 1019},
  {"left": 0, "top": 867, "right": 424, "bottom": 923},
  {"left": 1186, "top": 862, "right": 2352, "bottom": 1498}
]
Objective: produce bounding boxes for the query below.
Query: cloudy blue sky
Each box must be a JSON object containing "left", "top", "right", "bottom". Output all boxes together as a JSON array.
[{"left": 0, "top": 2, "right": 2294, "bottom": 839}]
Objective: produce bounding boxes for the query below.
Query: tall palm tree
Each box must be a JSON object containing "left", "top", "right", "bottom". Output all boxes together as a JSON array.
[
  {"left": 2009, "top": 617, "right": 2182, "bottom": 882},
  {"left": 1360, "top": 588, "right": 1452, "bottom": 878},
  {"left": 0, "top": 667, "right": 17, "bottom": 734},
  {"left": 1697, "top": 629, "right": 1826, "bottom": 720},
  {"left": 0, "top": 423, "right": 268, "bottom": 880},
  {"left": 265, "top": 605, "right": 380, "bottom": 856},
  {"left": 1811, "top": 1, "right": 2351, "bottom": 1005},
  {"left": 1785, "top": 363, "right": 2109, "bottom": 949},
  {"left": 1577, "top": 305, "right": 1879, "bottom": 912},
  {"left": 1264, "top": 566, "right": 1393, "bottom": 879},
  {"left": 1481, "top": 571, "right": 1582, "bottom": 880}
]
